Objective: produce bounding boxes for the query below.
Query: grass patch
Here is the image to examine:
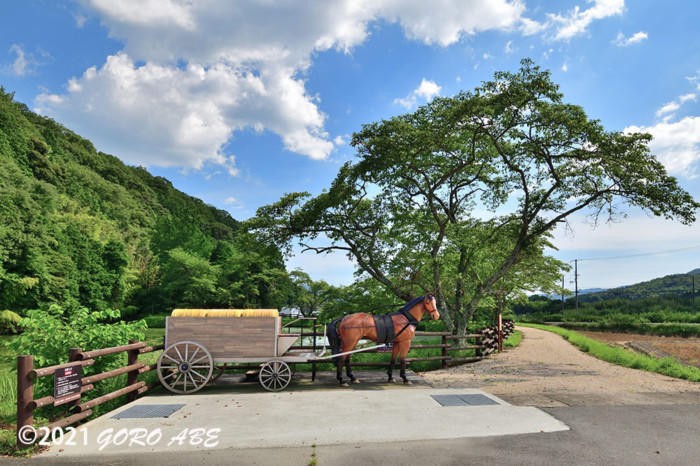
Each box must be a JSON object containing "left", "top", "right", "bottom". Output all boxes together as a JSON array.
[
  {"left": 503, "top": 330, "right": 522, "bottom": 348},
  {"left": 520, "top": 323, "right": 700, "bottom": 382},
  {"left": 555, "top": 322, "right": 700, "bottom": 338},
  {"left": 144, "top": 328, "right": 165, "bottom": 346}
]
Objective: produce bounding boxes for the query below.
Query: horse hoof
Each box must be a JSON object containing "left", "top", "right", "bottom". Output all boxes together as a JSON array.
[
  {"left": 403, "top": 380, "right": 412, "bottom": 385},
  {"left": 341, "top": 382, "right": 350, "bottom": 387},
  {"left": 352, "top": 379, "right": 361, "bottom": 384},
  {"left": 387, "top": 378, "right": 394, "bottom": 383}
]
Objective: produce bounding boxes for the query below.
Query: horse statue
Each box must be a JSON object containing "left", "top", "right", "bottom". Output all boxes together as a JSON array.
[{"left": 326, "top": 294, "right": 440, "bottom": 386}]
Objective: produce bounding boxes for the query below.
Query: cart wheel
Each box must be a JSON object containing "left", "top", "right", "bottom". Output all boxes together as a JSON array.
[
  {"left": 259, "top": 360, "right": 292, "bottom": 392},
  {"left": 157, "top": 341, "right": 213, "bottom": 394},
  {"left": 210, "top": 364, "right": 228, "bottom": 383}
]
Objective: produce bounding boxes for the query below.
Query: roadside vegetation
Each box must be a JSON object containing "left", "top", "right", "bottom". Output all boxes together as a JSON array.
[
  {"left": 520, "top": 324, "right": 700, "bottom": 382},
  {"left": 504, "top": 330, "right": 522, "bottom": 348}
]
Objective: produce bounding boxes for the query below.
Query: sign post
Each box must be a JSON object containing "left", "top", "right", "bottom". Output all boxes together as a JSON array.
[{"left": 54, "top": 365, "right": 82, "bottom": 407}]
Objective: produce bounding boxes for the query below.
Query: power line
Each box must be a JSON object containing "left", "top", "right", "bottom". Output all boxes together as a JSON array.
[{"left": 576, "top": 245, "right": 700, "bottom": 262}]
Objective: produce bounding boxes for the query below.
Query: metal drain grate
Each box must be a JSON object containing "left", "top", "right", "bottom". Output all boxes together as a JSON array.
[
  {"left": 112, "top": 404, "right": 185, "bottom": 419},
  {"left": 431, "top": 394, "right": 500, "bottom": 407}
]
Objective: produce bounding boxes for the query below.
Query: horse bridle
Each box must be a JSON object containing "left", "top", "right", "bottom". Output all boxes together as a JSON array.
[{"left": 425, "top": 294, "right": 439, "bottom": 318}]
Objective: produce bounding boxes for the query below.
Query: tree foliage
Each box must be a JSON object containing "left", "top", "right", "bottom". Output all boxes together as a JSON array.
[
  {"left": 0, "top": 87, "right": 289, "bottom": 315},
  {"left": 252, "top": 60, "right": 698, "bottom": 333}
]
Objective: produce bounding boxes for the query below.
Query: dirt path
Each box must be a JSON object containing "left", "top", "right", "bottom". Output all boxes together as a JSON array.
[{"left": 420, "top": 326, "right": 700, "bottom": 407}]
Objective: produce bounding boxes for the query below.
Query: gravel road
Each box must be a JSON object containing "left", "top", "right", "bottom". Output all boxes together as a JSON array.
[{"left": 421, "top": 326, "right": 700, "bottom": 406}]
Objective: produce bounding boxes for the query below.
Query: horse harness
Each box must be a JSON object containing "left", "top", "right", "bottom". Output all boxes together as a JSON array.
[{"left": 331, "top": 298, "right": 438, "bottom": 348}]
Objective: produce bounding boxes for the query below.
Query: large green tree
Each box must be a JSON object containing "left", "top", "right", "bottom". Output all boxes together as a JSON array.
[{"left": 252, "top": 60, "right": 698, "bottom": 334}]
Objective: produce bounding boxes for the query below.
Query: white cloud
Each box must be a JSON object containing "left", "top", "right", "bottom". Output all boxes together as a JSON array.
[
  {"left": 519, "top": 17, "right": 547, "bottom": 36},
  {"left": 687, "top": 73, "right": 700, "bottom": 91},
  {"left": 37, "top": 53, "right": 327, "bottom": 171},
  {"left": 482, "top": 52, "right": 493, "bottom": 59},
  {"left": 625, "top": 116, "right": 700, "bottom": 177},
  {"left": 548, "top": 0, "right": 625, "bottom": 41},
  {"left": 613, "top": 31, "right": 647, "bottom": 47},
  {"left": 394, "top": 78, "right": 441, "bottom": 109},
  {"left": 223, "top": 196, "right": 243, "bottom": 208},
  {"left": 504, "top": 40, "right": 513, "bottom": 54},
  {"left": 561, "top": 63, "right": 568, "bottom": 72},
  {"left": 35, "top": 0, "right": 534, "bottom": 174},
  {"left": 375, "top": 0, "right": 526, "bottom": 47},
  {"left": 74, "top": 13, "right": 88, "bottom": 28},
  {"left": 679, "top": 93, "right": 697, "bottom": 103},
  {"left": 655, "top": 101, "right": 680, "bottom": 117},
  {"left": 415, "top": 79, "right": 441, "bottom": 100},
  {"left": 7, "top": 44, "right": 37, "bottom": 76},
  {"left": 333, "top": 135, "right": 346, "bottom": 146}
]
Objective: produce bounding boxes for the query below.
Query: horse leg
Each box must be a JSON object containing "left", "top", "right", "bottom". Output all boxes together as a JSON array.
[
  {"left": 388, "top": 343, "right": 399, "bottom": 382},
  {"left": 337, "top": 332, "right": 361, "bottom": 387},
  {"left": 336, "top": 355, "right": 346, "bottom": 386},
  {"left": 345, "top": 355, "right": 359, "bottom": 383},
  {"left": 398, "top": 341, "right": 411, "bottom": 384}
]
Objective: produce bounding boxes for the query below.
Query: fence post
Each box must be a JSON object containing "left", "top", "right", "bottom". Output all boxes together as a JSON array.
[
  {"left": 67, "top": 348, "right": 82, "bottom": 409},
  {"left": 475, "top": 334, "right": 482, "bottom": 358},
  {"left": 311, "top": 317, "right": 317, "bottom": 382},
  {"left": 441, "top": 335, "right": 447, "bottom": 369},
  {"left": 126, "top": 339, "right": 139, "bottom": 402},
  {"left": 17, "top": 355, "right": 34, "bottom": 448}
]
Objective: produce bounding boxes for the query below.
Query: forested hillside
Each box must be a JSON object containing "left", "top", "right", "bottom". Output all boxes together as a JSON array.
[
  {"left": 0, "top": 88, "right": 289, "bottom": 317},
  {"left": 514, "top": 268, "right": 700, "bottom": 324},
  {"left": 578, "top": 269, "right": 700, "bottom": 303}
]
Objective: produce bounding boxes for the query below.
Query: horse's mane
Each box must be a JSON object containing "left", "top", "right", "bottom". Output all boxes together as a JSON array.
[{"left": 394, "top": 296, "right": 425, "bottom": 314}]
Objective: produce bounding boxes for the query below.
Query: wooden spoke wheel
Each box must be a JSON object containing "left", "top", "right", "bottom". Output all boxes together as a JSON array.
[
  {"left": 259, "top": 360, "right": 292, "bottom": 392},
  {"left": 157, "top": 341, "right": 213, "bottom": 394}
]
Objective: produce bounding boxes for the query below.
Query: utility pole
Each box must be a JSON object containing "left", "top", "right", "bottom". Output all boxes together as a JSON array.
[
  {"left": 693, "top": 274, "right": 695, "bottom": 307},
  {"left": 574, "top": 259, "right": 579, "bottom": 314},
  {"left": 561, "top": 275, "right": 565, "bottom": 312}
]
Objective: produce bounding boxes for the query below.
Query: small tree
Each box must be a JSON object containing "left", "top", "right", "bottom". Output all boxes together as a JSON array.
[{"left": 288, "top": 270, "right": 335, "bottom": 317}]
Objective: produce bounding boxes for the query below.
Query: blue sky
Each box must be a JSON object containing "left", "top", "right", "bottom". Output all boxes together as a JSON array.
[{"left": 2, "top": 0, "right": 699, "bottom": 290}]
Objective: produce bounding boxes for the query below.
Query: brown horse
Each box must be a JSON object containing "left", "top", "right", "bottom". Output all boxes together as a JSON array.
[{"left": 327, "top": 294, "right": 440, "bottom": 385}]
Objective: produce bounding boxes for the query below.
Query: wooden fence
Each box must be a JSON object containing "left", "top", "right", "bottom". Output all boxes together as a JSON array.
[
  {"left": 16, "top": 319, "right": 515, "bottom": 447},
  {"left": 289, "top": 319, "right": 515, "bottom": 369},
  {"left": 16, "top": 339, "right": 163, "bottom": 448}
]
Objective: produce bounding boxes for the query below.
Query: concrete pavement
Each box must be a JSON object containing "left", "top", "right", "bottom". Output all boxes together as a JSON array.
[
  {"left": 36, "top": 387, "right": 568, "bottom": 457},
  {"left": 11, "top": 402, "right": 700, "bottom": 465}
]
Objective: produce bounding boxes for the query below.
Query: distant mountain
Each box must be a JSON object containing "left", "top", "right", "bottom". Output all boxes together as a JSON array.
[
  {"left": 576, "top": 270, "right": 700, "bottom": 303},
  {"left": 577, "top": 288, "right": 607, "bottom": 295}
]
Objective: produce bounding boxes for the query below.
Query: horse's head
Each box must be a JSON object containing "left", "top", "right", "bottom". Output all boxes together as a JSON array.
[{"left": 424, "top": 293, "right": 440, "bottom": 320}]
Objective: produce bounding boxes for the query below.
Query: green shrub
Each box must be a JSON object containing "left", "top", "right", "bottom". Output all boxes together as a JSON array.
[
  {"left": 0, "top": 310, "right": 22, "bottom": 334},
  {"left": 142, "top": 314, "right": 166, "bottom": 328},
  {"left": 8, "top": 305, "right": 146, "bottom": 418}
]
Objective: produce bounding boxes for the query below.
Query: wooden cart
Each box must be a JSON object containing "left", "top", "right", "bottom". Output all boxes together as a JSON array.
[{"left": 157, "top": 309, "right": 320, "bottom": 393}]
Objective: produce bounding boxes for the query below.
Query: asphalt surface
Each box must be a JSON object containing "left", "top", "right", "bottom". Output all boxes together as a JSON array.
[{"left": 9, "top": 396, "right": 700, "bottom": 465}]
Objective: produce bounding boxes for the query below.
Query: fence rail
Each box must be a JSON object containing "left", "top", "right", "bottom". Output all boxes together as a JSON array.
[
  {"left": 288, "top": 319, "right": 515, "bottom": 369},
  {"left": 16, "top": 340, "right": 164, "bottom": 448}
]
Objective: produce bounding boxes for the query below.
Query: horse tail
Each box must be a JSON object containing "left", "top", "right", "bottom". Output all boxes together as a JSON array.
[{"left": 327, "top": 318, "right": 342, "bottom": 356}]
